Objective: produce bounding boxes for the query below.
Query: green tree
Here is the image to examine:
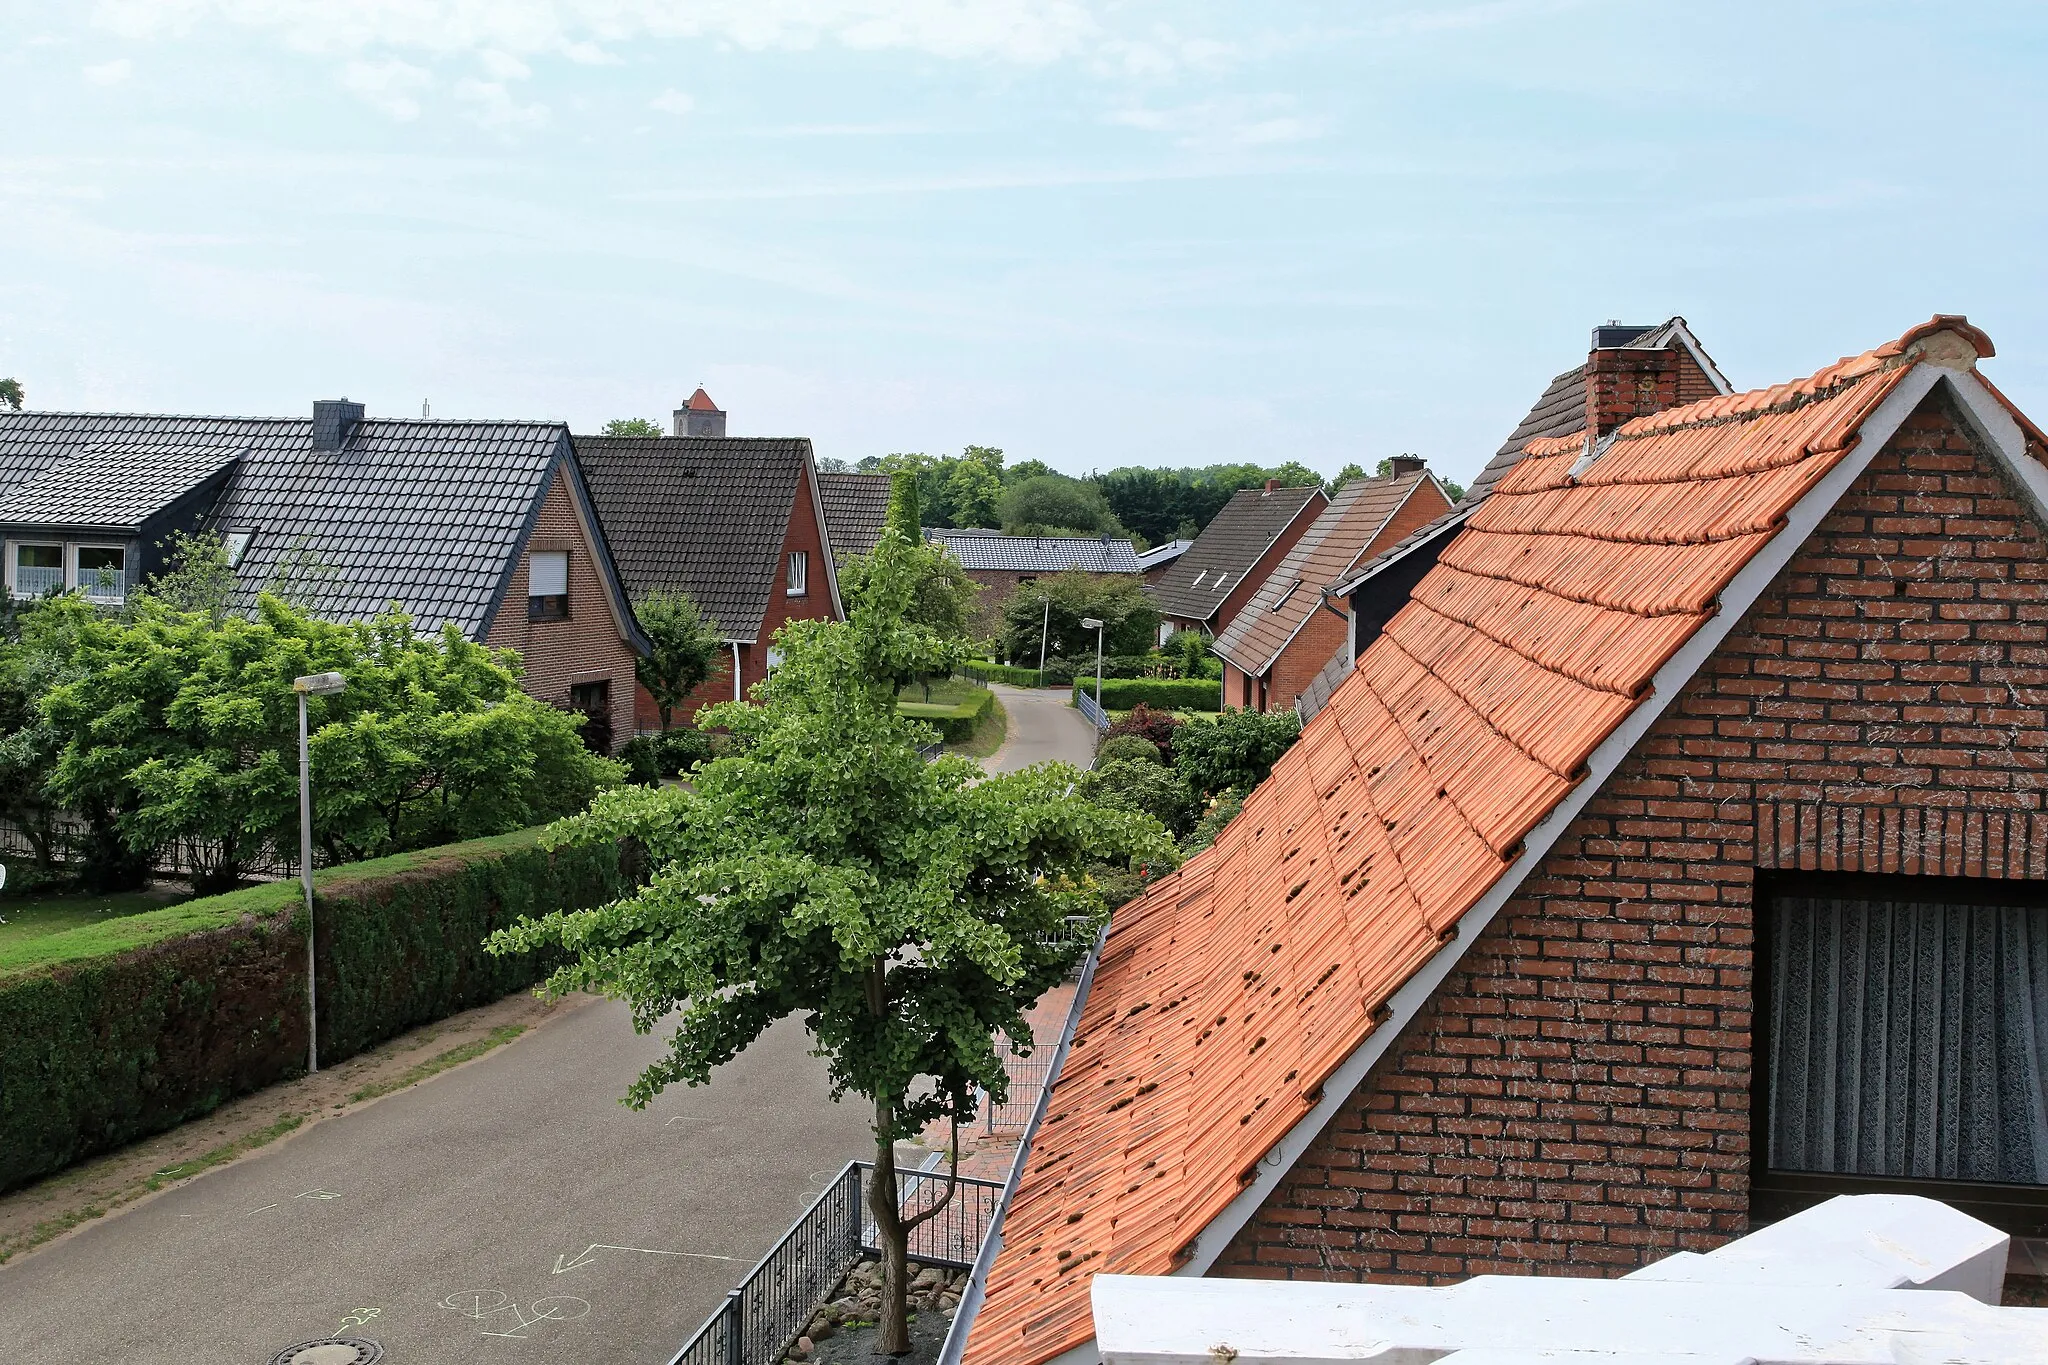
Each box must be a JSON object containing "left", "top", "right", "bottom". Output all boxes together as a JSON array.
[
  {"left": 1173, "top": 707, "right": 1303, "bottom": 799},
  {"left": 997, "top": 473, "right": 1117, "bottom": 536},
  {"left": 998, "top": 570, "right": 1158, "bottom": 663},
  {"left": 633, "top": 589, "right": 726, "bottom": 731},
  {"left": 1328, "top": 462, "right": 1368, "bottom": 494},
  {"left": 0, "top": 378, "right": 22, "bottom": 412},
  {"left": 600, "top": 418, "right": 664, "bottom": 437},
  {"left": 490, "top": 525, "right": 1174, "bottom": 1356},
  {"left": 840, "top": 472, "right": 981, "bottom": 682},
  {"left": 1077, "top": 758, "right": 1200, "bottom": 838},
  {"left": 1164, "top": 627, "right": 1211, "bottom": 679},
  {"left": 0, "top": 598, "right": 91, "bottom": 885},
  {"left": 142, "top": 529, "right": 237, "bottom": 619}
]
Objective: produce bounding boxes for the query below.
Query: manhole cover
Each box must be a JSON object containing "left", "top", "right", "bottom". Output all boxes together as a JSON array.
[{"left": 268, "top": 1340, "right": 383, "bottom": 1365}]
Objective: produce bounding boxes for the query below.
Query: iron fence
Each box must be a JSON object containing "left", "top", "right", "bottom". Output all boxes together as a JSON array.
[
  {"left": 0, "top": 814, "right": 308, "bottom": 884},
  {"left": 981, "top": 1033, "right": 1055, "bottom": 1132},
  {"left": 667, "top": 1161, "right": 1005, "bottom": 1365},
  {"left": 1073, "top": 685, "right": 1111, "bottom": 733}
]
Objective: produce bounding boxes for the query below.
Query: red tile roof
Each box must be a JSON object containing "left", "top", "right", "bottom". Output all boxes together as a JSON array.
[
  {"left": 687, "top": 387, "right": 721, "bottom": 411},
  {"left": 962, "top": 319, "right": 1995, "bottom": 1365}
]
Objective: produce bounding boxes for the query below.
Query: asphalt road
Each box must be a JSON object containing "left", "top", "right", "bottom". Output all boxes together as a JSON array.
[
  {"left": 0, "top": 1002, "right": 873, "bottom": 1365},
  {"left": 983, "top": 683, "right": 1099, "bottom": 774}
]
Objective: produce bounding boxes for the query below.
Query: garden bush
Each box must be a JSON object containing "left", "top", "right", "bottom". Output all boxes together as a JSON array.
[
  {"left": 618, "top": 736, "right": 664, "bottom": 786},
  {"left": 1174, "top": 708, "right": 1303, "bottom": 799},
  {"left": 1077, "top": 759, "right": 1200, "bottom": 839},
  {"left": 656, "top": 726, "right": 714, "bottom": 776},
  {"left": 897, "top": 685, "right": 995, "bottom": 742},
  {"left": 0, "top": 827, "right": 632, "bottom": 1193},
  {"left": 1104, "top": 704, "right": 1184, "bottom": 765},
  {"left": 958, "top": 659, "right": 1044, "bottom": 688},
  {"left": 1076, "top": 676, "right": 1223, "bottom": 712},
  {"left": 1095, "top": 735, "right": 1163, "bottom": 768}
]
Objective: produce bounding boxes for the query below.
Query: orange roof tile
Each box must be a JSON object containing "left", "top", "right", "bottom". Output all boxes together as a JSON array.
[
  {"left": 1212, "top": 469, "right": 1445, "bottom": 678},
  {"left": 962, "top": 320, "right": 1994, "bottom": 1365},
  {"left": 687, "top": 387, "right": 721, "bottom": 411}
]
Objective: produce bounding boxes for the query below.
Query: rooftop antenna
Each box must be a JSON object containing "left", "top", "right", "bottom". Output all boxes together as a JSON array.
[{"left": 422, "top": 399, "right": 431, "bottom": 418}]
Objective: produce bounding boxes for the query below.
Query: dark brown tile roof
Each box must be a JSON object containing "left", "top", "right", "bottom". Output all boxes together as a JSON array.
[
  {"left": 573, "top": 435, "right": 811, "bottom": 643},
  {"left": 1211, "top": 471, "right": 1440, "bottom": 678},
  {"left": 817, "top": 470, "right": 893, "bottom": 559},
  {"left": 1149, "top": 484, "right": 1326, "bottom": 622}
]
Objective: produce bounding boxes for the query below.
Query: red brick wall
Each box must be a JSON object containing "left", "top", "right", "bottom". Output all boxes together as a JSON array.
[
  {"left": 1256, "top": 481, "right": 1455, "bottom": 713},
  {"left": 1214, "top": 389, "right": 2048, "bottom": 1282},
  {"left": 635, "top": 464, "right": 842, "bottom": 730},
  {"left": 484, "top": 471, "right": 639, "bottom": 751}
]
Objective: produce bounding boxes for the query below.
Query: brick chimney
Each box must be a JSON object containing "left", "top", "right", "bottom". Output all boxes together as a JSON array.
[
  {"left": 1263, "top": 478, "right": 1280, "bottom": 493},
  {"left": 1584, "top": 324, "right": 1681, "bottom": 438},
  {"left": 673, "top": 386, "right": 726, "bottom": 438},
  {"left": 1388, "top": 456, "right": 1426, "bottom": 478},
  {"left": 312, "top": 397, "right": 364, "bottom": 452}
]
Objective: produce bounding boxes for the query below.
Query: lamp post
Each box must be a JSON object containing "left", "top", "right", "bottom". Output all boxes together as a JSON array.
[
  {"left": 1037, "top": 594, "right": 1052, "bottom": 681},
  {"left": 293, "top": 670, "right": 346, "bottom": 1073},
  {"left": 1080, "top": 617, "right": 1105, "bottom": 708}
]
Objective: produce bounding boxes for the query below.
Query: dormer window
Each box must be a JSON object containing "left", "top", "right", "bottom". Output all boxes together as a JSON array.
[
  {"left": 528, "top": 550, "right": 569, "bottom": 620},
  {"left": 224, "top": 529, "right": 254, "bottom": 567},
  {"left": 12, "top": 544, "right": 61, "bottom": 598},
  {"left": 77, "top": 546, "right": 128, "bottom": 603}
]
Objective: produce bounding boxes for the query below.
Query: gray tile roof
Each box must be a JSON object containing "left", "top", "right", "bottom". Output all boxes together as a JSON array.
[
  {"left": 817, "top": 471, "right": 893, "bottom": 559},
  {"left": 0, "top": 442, "right": 239, "bottom": 530},
  {"left": 573, "top": 435, "right": 812, "bottom": 643},
  {"left": 0, "top": 411, "right": 578, "bottom": 638},
  {"left": 1149, "top": 484, "right": 1325, "bottom": 622},
  {"left": 1136, "top": 538, "right": 1192, "bottom": 571},
  {"left": 927, "top": 528, "right": 1143, "bottom": 574},
  {"left": 1293, "top": 643, "right": 1353, "bottom": 726}
]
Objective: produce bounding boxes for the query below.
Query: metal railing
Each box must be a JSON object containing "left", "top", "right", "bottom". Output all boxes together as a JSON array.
[
  {"left": 667, "top": 1160, "right": 1006, "bottom": 1365},
  {"left": 0, "top": 814, "right": 312, "bottom": 883},
  {"left": 1074, "top": 685, "right": 1110, "bottom": 733},
  {"left": 981, "top": 1033, "right": 1055, "bottom": 1132}
]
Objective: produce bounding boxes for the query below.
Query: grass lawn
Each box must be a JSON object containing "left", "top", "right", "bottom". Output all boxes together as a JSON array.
[
  {"left": 897, "top": 676, "right": 988, "bottom": 708},
  {"left": 0, "top": 886, "right": 191, "bottom": 957},
  {"left": 950, "top": 695, "right": 1009, "bottom": 760}
]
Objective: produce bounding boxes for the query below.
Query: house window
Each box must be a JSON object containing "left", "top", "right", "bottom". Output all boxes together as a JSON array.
[
  {"left": 224, "top": 529, "right": 254, "bottom": 567},
  {"left": 786, "top": 550, "right": 808, "bottom": 597},
  {"left": 77, "top": 546, "right": 128, "bottom": 603},
  {"left": 13, "top": 544, "right": 62, "bottom": 598},
  {"left": 528, "top": 550, "right": 569, "bottom": 620},
  {"left": 1755, "top": 872, "right": 2048, "bottom": 1230},
  {"left": 567, "top": 680, "right": 613, "bottom": 754}
]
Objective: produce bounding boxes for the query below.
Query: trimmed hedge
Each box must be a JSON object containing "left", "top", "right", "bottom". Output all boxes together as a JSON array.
[
  {"left": 0, "top": 828, "right": 631, "bottom": 1193},
  {"left": 899, "top": 686, "right": 997, "bottom": 742},
  {"left": 958, "top": 659, "right": 1045, "bottom": 688},
  {"left": 1075, "top": 677, "right": 1223, "bottom": 712}
]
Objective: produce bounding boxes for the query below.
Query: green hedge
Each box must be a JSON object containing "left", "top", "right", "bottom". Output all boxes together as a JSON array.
[
  {"left": 1075, "top": 677, "right": 1224, "bottom": 711},
  {"left": 958, "top": 659, "right": 1045, "bottom": 688},
  {"left": 0, "top": 828, "right": 631, "bottom": 1193},
  {"left": 899, "top": 686, "right": 996, "bottom": 742}
]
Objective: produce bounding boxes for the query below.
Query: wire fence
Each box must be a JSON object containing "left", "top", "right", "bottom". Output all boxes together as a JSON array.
[
  {"left": 666, "top": 1161, "right": 1005, "bottom": 1365},
  {"left": 0, "top": 814, "right": 310, "bottom": 884},
  {"left": 981, "top": 1032, "right": 1056, "bottom": 1132}
]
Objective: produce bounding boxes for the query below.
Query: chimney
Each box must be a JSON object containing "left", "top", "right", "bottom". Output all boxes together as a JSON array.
[
  {"left": 673, "top": 386, "right": 727, "bottom": 438},
  {"left": 1388, "top": 456, "right": 1426, "bottom": 478},
  {"left": 1584, "top": 323, "right": 1681, "bottom": 438},
  {"left": 1263, "top": 478, "right": 1280, "bottom": 493},
  {"left": 312, "top": 397, "right": 364, "bottom": 452}
]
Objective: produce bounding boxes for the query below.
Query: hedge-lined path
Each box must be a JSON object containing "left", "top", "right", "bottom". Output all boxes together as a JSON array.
[
  {"left": 981, "top": 683, "right": 1098, "bottom": 775},
  {"left": 0, "top": 1001, "right": 871, "bottom": 1365}
]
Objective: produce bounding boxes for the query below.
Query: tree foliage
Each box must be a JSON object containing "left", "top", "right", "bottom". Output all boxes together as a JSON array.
[
  {"left": 600, "top": 417, "right": 664, "bottom": 437},
  {"left": 840, "top": 472, "right": 980, "bottom": 647},
  {"left": 490, "top": 524, "right": 1175, "bottom": 1354},
  {"left": 31, "top": 594, "right": 621, "bottom": 892},
  {"left": 633, "top": 589, "right": 725, "bottom": 730},
  {"left": 142, "top": 529, "right": 238, "bottom": 619},
  {"left": 1173, "top": 707, "right": 1303, "bottom": 799},
  {"left": 0, "top": 378, "right": 22, "bottom": 412},
  {"left": 998, "top": 569, "right": 1159, "bottom": 663},
  {"left": 996, "top": 473, "right": 1118, "bottom": 537}
]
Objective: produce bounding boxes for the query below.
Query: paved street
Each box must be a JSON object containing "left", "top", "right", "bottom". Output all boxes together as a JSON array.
[
  {"left": 0, "top": 1002, "right": 872, "bottom": 1365},
  {"left": 983, "top": 683, "right": 1099, "bottom": 774}
]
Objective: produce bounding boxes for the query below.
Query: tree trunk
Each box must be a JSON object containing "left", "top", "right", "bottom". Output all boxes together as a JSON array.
[{"left": 869, "top": 1096, "right": 912, "bottom": 1357}]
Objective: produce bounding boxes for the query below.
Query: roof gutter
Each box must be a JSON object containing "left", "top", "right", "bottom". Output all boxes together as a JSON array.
[
  {"left": 936, "top": 918, "right": 1113, "bottom": 1365},
  {"left": 1029, "top": 360, "right": 1956, "bottom": 1365}
]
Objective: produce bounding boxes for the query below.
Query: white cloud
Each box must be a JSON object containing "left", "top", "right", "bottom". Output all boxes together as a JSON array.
[
  {"left": 649, "top": 88, "right": 695, "bottom": 116},
  {"left": 82, "top": 58, "right": 133, "bottom": 85},
  {"left": 477, "top": 48, "right": 530, "bottom": 81},
  {"left": 1107, "top": 96, "right": 1324, "bottom": 150},
  {"left": 90, "top": 0, "right": 1120, "bottom": 68},
  {"left": 341, "top": 58, "right": 431, "bottom": 120},
  {"left": 454, "top": 79, "right": 549, "bottom": 132}
]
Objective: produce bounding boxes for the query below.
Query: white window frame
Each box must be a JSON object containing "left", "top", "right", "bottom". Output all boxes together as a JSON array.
[
  {"left": 9, "top": 540, "right": 62, "bottom": 599},
  {"left": 787, "top": 550, "right": 809, "bottom": 597},
  {"left": 528, "top": 549, "right": 569, "bottom": 620},
  {"left": 224, "top": 529, "right": 255, "bottom": 568}
]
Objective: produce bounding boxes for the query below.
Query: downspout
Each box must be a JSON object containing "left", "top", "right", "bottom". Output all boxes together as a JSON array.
[{"left": 732, "top": 642, "right": 743, "bottom": 702}]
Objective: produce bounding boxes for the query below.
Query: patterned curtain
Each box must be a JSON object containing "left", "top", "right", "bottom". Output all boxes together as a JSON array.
[{"left": 1769, "top": 893, "right": 2048, "bottom": 1184}]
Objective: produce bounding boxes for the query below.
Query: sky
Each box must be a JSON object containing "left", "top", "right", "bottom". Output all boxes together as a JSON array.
[{"left": 2, "top": 2, "right": 2046, "bottom": 491}]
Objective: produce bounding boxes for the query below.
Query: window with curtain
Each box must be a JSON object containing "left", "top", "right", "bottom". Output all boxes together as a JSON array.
[
  {"left": 1766, "top": 883, "right": 2048, "bottom": 1187},
  {"left": 787, "top": 550, "right": 808, "bottom": 596}
]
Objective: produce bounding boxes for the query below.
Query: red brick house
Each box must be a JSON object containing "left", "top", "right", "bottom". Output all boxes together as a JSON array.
[
  {"left": 1212, "top": 462, "right": 1453, "bottom": 714},
  {"left": 1149, "top": 481, "right": 1327, "bottom": 645},
  {"left": 0, "top": 402, "right": 648, "bottom": 751},
  {"left": 574, "top": 421, "right": 842, "bottom": 730},
  {"left": 960, "top": 317, "right": 2048, "bottom": 1365}
]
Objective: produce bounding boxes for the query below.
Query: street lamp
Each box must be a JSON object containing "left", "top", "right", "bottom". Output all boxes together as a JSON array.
[
  {"left": 1080, "top": 617, "right": 1105, "bottom": 707},
  {"left": 293, "top": 670, "right": 345, "bottom": 1073},
  {"left": 1036, "top": 593, "right": 1052, "bottom": 680}
]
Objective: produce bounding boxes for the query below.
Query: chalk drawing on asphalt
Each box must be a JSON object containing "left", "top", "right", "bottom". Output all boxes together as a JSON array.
[{"left": 440, "top": 1290, "right": 590, "bottom": 1340}]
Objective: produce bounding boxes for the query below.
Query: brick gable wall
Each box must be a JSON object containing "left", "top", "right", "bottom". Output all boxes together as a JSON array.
[
  {"left": 484, "top": 470, "right": 639, "bottom": 751},
  {"left": 1213, "top": 390, "right": 2048, "bottom": 1283}
]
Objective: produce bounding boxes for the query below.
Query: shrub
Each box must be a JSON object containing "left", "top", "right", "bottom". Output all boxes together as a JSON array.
[
  {"left": 1104, "top": 704, "right": 1184, "bottom": 764},
  {"left": 618, "top": 737, "right": 664, "bottom": 786},
  {"left": 958, "top": 659, "right": 1043, "bottom": 688},
  {"left": 1182, "top": 790, "right": 1246, "bottom": 854},
  {"left": 1077, "top": 676, "right": 1223, "bottom": 712},
  {"left": 0, "top": 828, "right": 633, "bottom": 1193},
  {"left": 1174, "top": 708, "right": 1303, "bottom": 799},
  {"left": 655, "top": 726, "right": 715, "bottom": 776},
  {"left": 1076, "top": 759, "right": 1200, "bottom": 839},
  {"left": 898, "top": 684, "right": 995, "bottom": 742},
  {"left": 1095, "top": 735, "right": 1163, "bottom": 768}
]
